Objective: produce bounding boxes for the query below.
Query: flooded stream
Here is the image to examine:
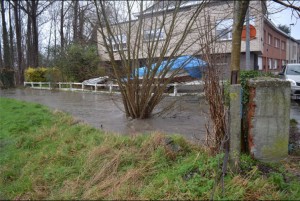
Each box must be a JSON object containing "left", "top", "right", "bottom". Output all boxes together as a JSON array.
[
  {"left": 2, "top": 88, "right": 300, "bottom": 142},
  {"left": 0, "top": 88, "right": 209, "bottom": 142}
]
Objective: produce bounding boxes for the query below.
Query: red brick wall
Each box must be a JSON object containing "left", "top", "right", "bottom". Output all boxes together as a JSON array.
[{"left": 262, "top": 21, "right": 287, "bottom": 72}]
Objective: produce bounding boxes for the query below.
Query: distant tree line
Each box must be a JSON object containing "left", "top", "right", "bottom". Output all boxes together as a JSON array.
[{"left": 0, "top": 0, "right": 101, "bottom": 87}]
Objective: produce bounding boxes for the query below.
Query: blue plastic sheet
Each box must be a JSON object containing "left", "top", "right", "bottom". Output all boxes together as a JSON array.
[{"left": 137, "top": 55, "right": 207, "bottom": 78}]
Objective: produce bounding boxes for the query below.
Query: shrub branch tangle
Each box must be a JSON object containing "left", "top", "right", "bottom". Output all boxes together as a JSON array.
[
  {"left": 94, "top": 0, "right": 209, "bottom": 119},
  {"left": 196, "top": 15, "right": 228, "bottom": 154}
]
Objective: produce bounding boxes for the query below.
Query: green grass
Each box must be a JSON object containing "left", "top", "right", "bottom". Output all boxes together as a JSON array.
[{"left": 0, "top": 97, "right": 300, "bottom": 200}]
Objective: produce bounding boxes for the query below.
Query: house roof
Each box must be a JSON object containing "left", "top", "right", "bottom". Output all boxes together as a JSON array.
[
  {"left": 264, "top": 17, "right": 300, "bottom": 43},
  {"left": 134, "top": 0, "right": 204, "bottom": 17}
]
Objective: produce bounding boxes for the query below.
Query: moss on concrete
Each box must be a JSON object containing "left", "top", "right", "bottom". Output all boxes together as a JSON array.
[
  {"left": 248, "top": 78, "right": 290, "bottom": 88},
  {"left": 261, "top": 136, "right": 289, "bottom": 162}
]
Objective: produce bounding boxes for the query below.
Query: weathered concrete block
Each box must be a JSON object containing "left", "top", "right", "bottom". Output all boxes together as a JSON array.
[
  {"left": 229, "top": 84, "right": 241, "bottom": 167},
  {"left": 247, "top": 77, "right": 290, "bottom": 162}
]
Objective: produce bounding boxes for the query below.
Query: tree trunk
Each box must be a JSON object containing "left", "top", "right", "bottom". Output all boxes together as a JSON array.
[
  {"left": 8, "top": 2, "right": 14, "bottom": 69},
  {"left": 230, "top": 0, "right": 250, "bottom": 84},
  {"left": 26, "top": 2, "right": 33, "bottom": 67},
  {"left": 72, "top": 0, "right": 78, "bottom": 43},
  {"left": 31, "top": 0, "right": 39, "bottom": 67},
  {"left": 1, "top": 0, "right": 12, "bottom": 69},
  {"left": 0, "top": 37, "right": 3, "bottom": 68},
  {"left": 46, "top": 15, "right": 53, "bottom": 63},
  {"left": 60, "top": 1, "right": 64, "bottom": 52},
  {"left": 13, "top": 0, "right": 24, "bottom": 84},
  {"left": 78, "top": 8, "right": 85, "bottom": 44}
]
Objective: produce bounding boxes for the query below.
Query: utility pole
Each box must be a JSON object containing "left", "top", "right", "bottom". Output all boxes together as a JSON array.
[
  {"left": 245, "top": 8, "right": 250, "bottom": 70},
  {"left": 289, "top": 23, "right": 294, "bottom": 63}
]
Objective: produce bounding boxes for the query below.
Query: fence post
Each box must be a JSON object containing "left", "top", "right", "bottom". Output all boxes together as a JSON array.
[
  {"left": 31, "top": 82, "right": 33, "bottom": 87},
  {"left": 82, "top": 83, "right": 84, "bottom": 91},
  {"left": 94, "top": 83, "right": 97, "bottom": 92},
  {"left": 70, "top": 83, "right": 72, "bottom": 91},
  {"left": 39, "top": 82, "right": 42, "bottom": 89},
  {"left": 58, "top": 82, "right": 61, "bottom": 89},
  {"left": 49, "top": 82, "right": 51, "bottom": 89},
  {"left": 109, "top": 83, "right": 112, "bottom": 93},
  {"left": 173, "top": 83, "right": 178, "bottom": 96}
]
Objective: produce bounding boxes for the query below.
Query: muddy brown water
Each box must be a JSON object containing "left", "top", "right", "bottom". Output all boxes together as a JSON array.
[
  {"left": 2, "top": 88, "right": 300, "bottom": 143},
  {"left": 0, "top": 88, "right": 209, "bottom": 142}
]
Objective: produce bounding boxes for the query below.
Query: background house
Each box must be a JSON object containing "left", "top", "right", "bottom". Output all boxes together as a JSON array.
[{"left": 97, "top": 0, "right": 299, "bottom": 79}]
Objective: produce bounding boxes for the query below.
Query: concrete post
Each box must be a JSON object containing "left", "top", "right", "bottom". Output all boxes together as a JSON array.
[
  {"left": 82, "top": 83, "right": 84, "bottom": 91},
  {"left": 173, "top": 83, "right": 178, "bottom": 96},
  {"left": 229, "top": 84, "right": 242, "bottom": 170},
  {"left": 109, "top": 83, "right": 112, "bottom": 93},
  {"left": 247, "top": 78, "right": 290, "bottom": 162},
  {"left": 94, "top": 84, "right": 97, "bottom": 92}
]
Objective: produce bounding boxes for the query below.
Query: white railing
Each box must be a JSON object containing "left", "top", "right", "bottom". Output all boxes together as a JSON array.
[{"left": 24, "top": 81, "right": 206, "bottom": 96}]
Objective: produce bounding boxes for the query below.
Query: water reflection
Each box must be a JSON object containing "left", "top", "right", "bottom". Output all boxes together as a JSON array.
[{"left": 0, "top": 88, "right": 208, "bottom": 142}]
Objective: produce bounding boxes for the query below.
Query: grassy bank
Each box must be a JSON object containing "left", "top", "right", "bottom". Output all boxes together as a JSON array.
[{"left": 0, "top": 97, "right": 299, "bottom": 200}]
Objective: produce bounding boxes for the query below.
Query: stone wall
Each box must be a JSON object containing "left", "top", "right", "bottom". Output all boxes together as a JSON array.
[{"left": 247, "top": 77, "right": 290, "bottom": 162}]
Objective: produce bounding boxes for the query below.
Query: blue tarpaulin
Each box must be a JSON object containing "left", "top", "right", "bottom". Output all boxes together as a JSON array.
[{"left": 137, "top": 55, "right": 207, "bottom": 78}]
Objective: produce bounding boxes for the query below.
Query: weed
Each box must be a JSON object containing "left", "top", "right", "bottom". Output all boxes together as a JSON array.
[{"left": 1, "top": 97, "right": 300, "bottom": 199}]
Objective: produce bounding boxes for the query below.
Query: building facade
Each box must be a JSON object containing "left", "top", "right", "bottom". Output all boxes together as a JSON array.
[{"left": 97, "top": 0, "right": 299, "bottom": 77}]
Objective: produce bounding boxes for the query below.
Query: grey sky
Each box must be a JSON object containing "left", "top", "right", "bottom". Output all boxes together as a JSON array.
[{"left": 268, "top": 1, "right": 300, "bottom": 39}]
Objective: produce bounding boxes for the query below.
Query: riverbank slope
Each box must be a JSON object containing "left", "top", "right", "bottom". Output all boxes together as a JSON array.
[{"left": 0, "top": 97, "right": 299, "bottom": 199}]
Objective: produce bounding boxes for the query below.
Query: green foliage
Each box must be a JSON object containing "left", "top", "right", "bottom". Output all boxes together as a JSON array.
[
  {"left": 290, "top": 119, "right": 298, "bottom": 127},
  {"left": 1, "top": 97, "right": 300, "bottom": 200},
  {"left": 56, "top": 44, "right": 101, "bottom": 82},
  {"left": 45, "top": 67, "right": 64, "bottom": 83},
  {"left": 278, "top": 24, "right": 290, "bottom": 35},
  {"left": 240, "top": 70, "right": 276, "bottom": 105},
  {"left": 24, "top": 67, "right": 47, "bottom": 82},
  {"left": 24, "top": 67, "right": 64, "bottom": 82}
]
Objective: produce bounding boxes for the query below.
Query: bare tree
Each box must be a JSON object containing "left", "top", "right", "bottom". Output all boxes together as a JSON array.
[
  {"left": 13, "top": 0, "right": 24, "bottom": 84},
  {"left": 1, "top": 0, "right": 12, "bottom": 69},
  {"left": 95, "top": 0, "right": 210, "bottom": 119},
  {"left": 17, "top": 0, "right": 53, "bottom": 67},
  {"left": 230, "top": 0, "right": 250, "bottom": 84}
]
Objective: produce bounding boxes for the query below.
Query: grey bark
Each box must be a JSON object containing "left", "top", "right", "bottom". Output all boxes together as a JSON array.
[
  {"left": 1, "top": 0, "right": 12, "bottom": 68},
  {"left": 13, "top": 0, "right": 24, "bottom": 84}
]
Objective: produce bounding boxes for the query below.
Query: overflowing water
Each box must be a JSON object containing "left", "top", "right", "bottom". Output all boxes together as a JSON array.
[
  {"left": 0, "top": 88, "right": 209, "bottom": 142},
  {"left": 2, "top": 88, "right": 300, "bottom": 142}
]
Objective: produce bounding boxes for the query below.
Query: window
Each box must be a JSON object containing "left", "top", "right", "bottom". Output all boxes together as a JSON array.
[
  {"left": 274, "top": 38, "right": 280, "bottom": 48},
  {"left": 268, "top": 58, "right": 272, "bottom": 69},
  {"left": 216, "top": 19, "right": 233, "bottom": 40},
  {"left": 143, "top": 29, "right": 165, "bottom": 41},
  {"left": 274, "top": 59, "right": 277, "bottom": 69},
  {"left": 281, "top": 41, "right": 285, "bottom": 50},
  {"left": 268, "top": 34, "right": 272, "bottom": 45},
  {"left": 107, "top": 34, "right": 127, "bottom": 51}
]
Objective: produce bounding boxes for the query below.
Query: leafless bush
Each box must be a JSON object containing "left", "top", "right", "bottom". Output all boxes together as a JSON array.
[
  {"left": 197, "top": 17, "right": 229, "bottom": 154},
  {"left": 94, "top": 0, "right": 210, "bottom": 119}
]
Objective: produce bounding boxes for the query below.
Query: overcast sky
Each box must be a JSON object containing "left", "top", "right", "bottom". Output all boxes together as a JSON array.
[{"left": 267, "top": 1, "right": 300, "bottom": 39}]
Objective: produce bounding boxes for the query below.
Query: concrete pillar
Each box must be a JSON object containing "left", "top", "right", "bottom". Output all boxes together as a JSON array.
[
  {"left": 173, "top": 83, "right": 178, "bottom": 96},
  {"left": 109, "top": 84, "right": 112, "bottom": 93},
  {"left": 229, "top": 84, "right": 242, "bottom": 169},
  {"left": 247, "top": 78, "right": 290, "bottom": 162}
]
